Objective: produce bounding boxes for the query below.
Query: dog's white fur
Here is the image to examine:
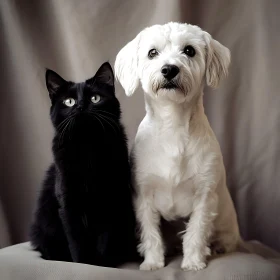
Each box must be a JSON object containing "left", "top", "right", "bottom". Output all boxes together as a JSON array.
[{"left": 115, "top": 22, "right": 240, "bottom": 271}]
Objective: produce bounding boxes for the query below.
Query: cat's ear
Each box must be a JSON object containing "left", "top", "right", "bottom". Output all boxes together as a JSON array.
[
  {"left": 94, "top": 62, "right": 114, "bottom": 87},
  {"left": 45, "top": 69, "right": 67, "bottom": 98}
]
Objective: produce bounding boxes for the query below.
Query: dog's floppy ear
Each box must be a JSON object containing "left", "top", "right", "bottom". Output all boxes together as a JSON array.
[
  {"left": 114, "top": 33, "right": 141, "bottom": 96},
  {"left": 204, "top": 32, "right": 231, "bottom": 88}
]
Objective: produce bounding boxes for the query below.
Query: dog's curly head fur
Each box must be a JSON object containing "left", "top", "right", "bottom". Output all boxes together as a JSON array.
[{"left": 115, "top": 22, "right": 230, "bottom": 104}]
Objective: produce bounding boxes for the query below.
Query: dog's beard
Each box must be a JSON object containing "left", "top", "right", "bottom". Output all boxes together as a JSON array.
[
  {"left": 161, "top": 80, "right": 181, "bottom": 90},
  {"left": 152, "top": 78, "right": 189, "bottom": 96},
  {"left": 149, "top": 67, "right": 200, "bottom": 99}
]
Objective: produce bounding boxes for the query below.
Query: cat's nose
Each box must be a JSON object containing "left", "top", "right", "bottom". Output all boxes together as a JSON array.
[
  {"left": 77, "top": 101, "right": 84, "bottom": 111},
  {"left": 77, "top": 106, "right": 83, "bottom": 111}
]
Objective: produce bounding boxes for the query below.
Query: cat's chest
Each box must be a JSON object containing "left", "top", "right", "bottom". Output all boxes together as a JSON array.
[
  {"left": 56, "top": 139, "right": 126, "bottom": 196},
  {"left": 60, "top": 142, "right": 116, "bottom": 169},
  {"left": 60, "top": 156, "right": 121, "bottom": 196},
  {"left": 61, "top": 177, "right": 116, "bottom": 210}
]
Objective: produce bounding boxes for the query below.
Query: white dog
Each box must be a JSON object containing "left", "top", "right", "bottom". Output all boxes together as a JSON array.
[{"left": 115, "top": 22, "right": 240, "bottom": 271}]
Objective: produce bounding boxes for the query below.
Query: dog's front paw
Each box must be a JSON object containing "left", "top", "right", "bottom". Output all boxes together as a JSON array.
[
  {"left": 181, "top": 248, "right": 209, "bottom": 271},
  {"left": 181, "top": 257, "right": 206, "bottom": 271},
  {"left": 140, "top": 260, "right": 164, "bottom": 271}
]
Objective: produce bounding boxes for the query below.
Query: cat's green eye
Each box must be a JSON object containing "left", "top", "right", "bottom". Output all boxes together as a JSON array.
[
  {"left": 91, "top": 95, "right": 101, "bottom": 104},
  {"left": 63, "top": 98, "right": 76, "bottom": 107}
]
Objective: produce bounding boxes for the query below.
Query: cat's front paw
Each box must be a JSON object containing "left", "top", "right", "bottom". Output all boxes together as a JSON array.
[
  {"left": 140, "top": 260, "right": 164, "bottom": 271},
  {"left": 181, "top": 257, "right": 206, "bottom": 271}
]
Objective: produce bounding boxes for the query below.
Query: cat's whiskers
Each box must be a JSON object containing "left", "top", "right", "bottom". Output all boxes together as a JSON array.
[
  {"left": 57, "top": 115, "right": 74, "bottom": 131},
  {"left": 96, "top": 114, "right": 118, "bottom": 136},
  {"left": 88, "top": 111, "right": 119, "bottom": 135},
  {"left": 62, "top": 119, "right": 73, "bottom": 142},
  {"left": 93, "top": 109, "right": 118, "bottom": 118},
  {"left": 97, "top": 113, "right": 121, "bottom": 133},
  {"left": 89, "top": 114, "right": 106, "bottom": 135},
  {"left": 58, "top": 122, "right": 68, "bottom": 147},
  {"left": 69, "top": 118, "right": 75, "bottom": 140},
  {"left": 90, "top": 111, "right": 119, "bottom": 129},
  {"left": 58, "top": 118, "right": 73, "bottom": 147}
]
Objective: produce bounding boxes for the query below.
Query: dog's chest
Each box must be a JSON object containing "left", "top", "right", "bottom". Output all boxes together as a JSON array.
[
  {"left": 140, "top": 125, "right": 196, "bottom": 220},
  {"left": 153, "top": 180, "right": 195, "bottom": 221},
  {"left": 149, "top": 126, "right": 191, "bottom": 182}
]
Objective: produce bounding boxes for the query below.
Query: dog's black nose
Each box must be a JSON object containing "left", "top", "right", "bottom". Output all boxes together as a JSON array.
[{"left": 161, "top": 64, "right": 179, "bottom": 80}]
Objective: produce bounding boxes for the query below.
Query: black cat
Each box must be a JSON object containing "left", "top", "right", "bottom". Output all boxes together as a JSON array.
[{"left": 30, "top": 62, "right": 138, "bottom": 267}]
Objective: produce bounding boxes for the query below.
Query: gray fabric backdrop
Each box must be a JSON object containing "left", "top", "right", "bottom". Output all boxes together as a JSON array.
[{"left": 0, "top": 0, "right": 279, "bottom": 252}]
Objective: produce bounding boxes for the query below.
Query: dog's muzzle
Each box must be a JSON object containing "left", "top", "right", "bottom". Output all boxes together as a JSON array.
[
  {"left": 161, "top": 64, "right": 179, "bottom": 81},
  {"left": 161, "top": 81, "right": 178, "bottom": 90},
  {"left": 159, "top": 64, "right": 181, "bottom": 90}
]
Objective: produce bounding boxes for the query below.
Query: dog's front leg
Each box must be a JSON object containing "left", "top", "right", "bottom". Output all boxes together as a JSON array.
[
  {"left": 136, "top": 196, "right": 165, "bottom": 271},
  {"left": 181, "top": 191, "right": 218, "bottom": 271}
]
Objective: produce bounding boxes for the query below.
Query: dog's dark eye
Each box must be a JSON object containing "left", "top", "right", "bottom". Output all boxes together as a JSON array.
[
  {"left": 148, "top": 49, "right": 158, "bottom": 59},
  {"left": 183, "top": 45, "right": 196, "bottom": 57}
]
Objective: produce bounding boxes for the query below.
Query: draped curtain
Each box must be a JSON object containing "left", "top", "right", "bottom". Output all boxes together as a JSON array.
[{"left": 0, "top": 0, "right": 279, "bottom": 251}]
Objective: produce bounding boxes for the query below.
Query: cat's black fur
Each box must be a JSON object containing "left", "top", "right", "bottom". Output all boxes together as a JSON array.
[{"left": 30, "top": 62, "right": 138, "bottom": 267}]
